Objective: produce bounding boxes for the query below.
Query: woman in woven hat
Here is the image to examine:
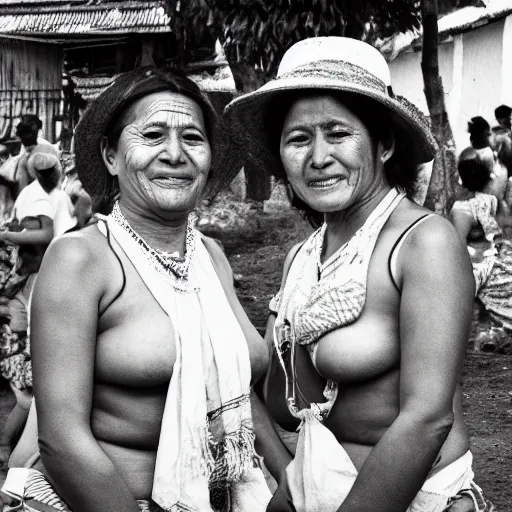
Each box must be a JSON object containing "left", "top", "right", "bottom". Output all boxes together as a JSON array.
[
  {"left": 226, "top": 37, "right": 493, "bottom": 511},
  {"left": 2, "top": 67, "right": 273, "bottom": 511}
]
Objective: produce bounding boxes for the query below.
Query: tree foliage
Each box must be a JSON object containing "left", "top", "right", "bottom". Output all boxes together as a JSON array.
[{"left": 167, "top": 0, "right": 423, "bottom": 86}]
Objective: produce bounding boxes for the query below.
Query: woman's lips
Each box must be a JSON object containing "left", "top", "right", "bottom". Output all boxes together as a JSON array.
[
  {"left": 150, "top": 176, "right": 193, "bottom": 188},
  {"left": 308, "top": 176, "right": 345, "bottom": 189}
]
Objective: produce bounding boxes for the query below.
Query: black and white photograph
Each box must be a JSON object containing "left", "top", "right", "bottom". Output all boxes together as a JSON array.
[{"left": 0, "top": 0, "right": 510, "bottom": 510}]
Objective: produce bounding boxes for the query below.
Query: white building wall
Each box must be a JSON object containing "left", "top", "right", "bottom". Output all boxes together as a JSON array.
[
  {"left": 501, "top": 15, "right": 512, "bottom": 107},
  {"left": 459, "top": 19, "right": 504, "bottom": 149},
  {"left": 389, "top": 18, "right": 507, "bottom": 154}
]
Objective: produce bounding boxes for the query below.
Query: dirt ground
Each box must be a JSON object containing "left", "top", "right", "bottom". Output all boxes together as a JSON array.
[
  {"left": 205, "top": 205, "right": 512, "bottom": 510},
  {"left": 0, "top": 205, "right": 510, "bottom": 509}
]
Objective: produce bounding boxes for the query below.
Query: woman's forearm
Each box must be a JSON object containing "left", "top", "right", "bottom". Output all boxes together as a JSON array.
[
  {"left": 7, "top": 228, "right": 53, "bottom": 246},
  {"left": 336, "top": 411, "right": 453, "bottom": 512},
  {"left": 39, "top": 431, "right": 141, "bottom": 512},
  {"left": 251, "top": 390, "right": 292, "bottom": 483}
]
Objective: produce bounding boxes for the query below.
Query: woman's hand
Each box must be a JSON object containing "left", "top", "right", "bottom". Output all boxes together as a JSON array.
[{"left": 266, "top": 473, "right": 296, "bottom": 512}]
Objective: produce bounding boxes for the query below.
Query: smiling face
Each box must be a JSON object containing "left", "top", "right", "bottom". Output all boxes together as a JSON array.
[
  {"left": 104, "top": 91, "right": 212, "bottom": 218},
  {"left": 279, "top": 94, "right": 389, "bottom": 214}
]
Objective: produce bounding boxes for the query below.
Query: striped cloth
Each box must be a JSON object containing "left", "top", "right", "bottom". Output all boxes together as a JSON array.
[{"left": 1, "top": 468, "right": 164, "bottom": 511}]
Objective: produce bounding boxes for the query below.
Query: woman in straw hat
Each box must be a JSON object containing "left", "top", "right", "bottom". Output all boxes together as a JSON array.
[
  {"left": 225, "top": 37, "right": 493, "bottom": 511},
  {"left": 1, "top": 67, "right": 273, "bottom": 512}
]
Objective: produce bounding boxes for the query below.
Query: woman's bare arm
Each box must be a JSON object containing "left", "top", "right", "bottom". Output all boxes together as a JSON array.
[
  {"left": 31, "top": 234, "right": 140, "bottom": 512},
  {"left": 0, "top": 216, "right": 53, "bottom": 245},
  {"left": 337, "top": 216, "right": 474, "bottom": 512}
]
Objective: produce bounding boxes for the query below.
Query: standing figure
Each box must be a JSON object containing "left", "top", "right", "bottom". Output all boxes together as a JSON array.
[{"left": 226, "top": 37, "right": 494, "bottom": 512}]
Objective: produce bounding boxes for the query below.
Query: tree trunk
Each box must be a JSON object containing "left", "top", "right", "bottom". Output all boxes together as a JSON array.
[
  {"left": 228, "top": 61, "right": 271, "bottom": 202},
  {"left": 421, "top": 0, "right": 460, "bottom": 215}
]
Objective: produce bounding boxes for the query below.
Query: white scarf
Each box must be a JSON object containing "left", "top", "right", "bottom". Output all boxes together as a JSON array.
[{"left": 105, "top": 214, "right": 271, "bottom": 512}]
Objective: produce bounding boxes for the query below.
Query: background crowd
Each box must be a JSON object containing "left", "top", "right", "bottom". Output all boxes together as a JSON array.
[{"left": 0, "top": 115, "right": 93, "bottom": 466}]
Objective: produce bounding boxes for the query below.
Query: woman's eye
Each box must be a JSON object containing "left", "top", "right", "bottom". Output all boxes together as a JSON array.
[
  {"left": 330, "top": 131, "right": 349, "bottom": 139},
  {"left": 288, "top": 135, "right": 309, "bottom": 144},
  {"left": 183, "top": 132, "right": 205, "bottom": 142},
  {"left": 144, "top": 131, "right": 163, "bottom": 140}
]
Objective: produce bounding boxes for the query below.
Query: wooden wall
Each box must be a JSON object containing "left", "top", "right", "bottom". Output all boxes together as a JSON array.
[{"left": 0, "top": 38, "right": 63, "bottom": 142}]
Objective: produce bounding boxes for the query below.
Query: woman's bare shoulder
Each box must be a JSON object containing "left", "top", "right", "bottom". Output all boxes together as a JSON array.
[
  {"left": 41, "top": 221, "right": 112, "bottom": 278},
  {"left": 392, "top": 199, "right": 471, "bottom": 268}
]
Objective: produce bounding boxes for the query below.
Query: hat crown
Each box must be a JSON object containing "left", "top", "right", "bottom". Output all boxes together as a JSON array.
[
  {"left": 30, "top": 152, "right": 59, "bottom": 171},
  {"left": 277, "top": 37, "right": 391, "bottom": 87}
]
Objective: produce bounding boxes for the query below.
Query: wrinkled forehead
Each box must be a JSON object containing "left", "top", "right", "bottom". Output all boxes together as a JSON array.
[
  {"left": 126, "top": 91, "right": 206, "bottom": 129},
  {"left": 282, "top": 92, "right": 366, "bottom": 128}
]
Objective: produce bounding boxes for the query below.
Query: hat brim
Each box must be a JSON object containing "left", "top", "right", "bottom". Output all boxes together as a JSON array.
[{"left": 225, "top": 76, "right": 437, "bottom": 168}]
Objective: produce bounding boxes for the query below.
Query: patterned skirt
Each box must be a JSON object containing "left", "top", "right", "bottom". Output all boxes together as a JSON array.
[
  {"left": 1, "top": 468, "right": 165, "bottom": 512},
  {"left": 478, "top": 239, "right": 512, "bottom": 331},
  {"left": 0, "top": 324, "right": 31, "bottom": 391}
]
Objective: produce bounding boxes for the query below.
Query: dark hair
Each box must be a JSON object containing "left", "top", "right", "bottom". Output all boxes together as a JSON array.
[
  {"left": 263, "top": 90, "right": 419, "bottom": 227},
  {"left": 457, "top": 147, "right": 492, "bottom": 192},
  {"left": 467, "top": 116, "right": 490, "bottom": 149},
  {"left": 15, "top": 122, "right": 36, "bottom": 138},
  {"left": 495, "top": 105, "right": 512, "bottom": 120},
  {"left": 21, "top": 114, "right": 43, "bottom": 131}
]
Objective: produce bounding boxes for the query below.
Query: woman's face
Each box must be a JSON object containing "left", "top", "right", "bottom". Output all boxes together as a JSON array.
[
  {"left": 279, "top": 94, "right": 384, "bottom": 214},
  {"left": 107, "top": 91, "right": 211, "bottom": 217}
]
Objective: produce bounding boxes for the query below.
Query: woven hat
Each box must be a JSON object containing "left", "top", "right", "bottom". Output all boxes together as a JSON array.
[
  {"left": 225, "top": 37, "right": 437, "bottom": 171},
  {"left": 74, "top": 67, "right": 228, "bottom": 213}
]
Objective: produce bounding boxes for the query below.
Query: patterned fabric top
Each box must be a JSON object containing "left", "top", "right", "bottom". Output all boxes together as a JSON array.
[
  {"left": 452, "top": 192, "right": 501, "bottom": 241},
  {"left": 271, "top": 188, "right": 405, "bottom": 422}
]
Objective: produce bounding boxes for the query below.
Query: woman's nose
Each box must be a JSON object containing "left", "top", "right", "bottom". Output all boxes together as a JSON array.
[
  {"left": 166, "top": 133, "right": 185, "bottom": 165},
  {"left": 311, "top": 132, "right": 333, "bottom": 169}
]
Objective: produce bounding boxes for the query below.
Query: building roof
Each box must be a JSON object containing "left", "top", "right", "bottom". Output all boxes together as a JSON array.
[
  {"left": 438, "top": 0, "right": 512, "bottom": 36},
  {"left": 379, "top": 0, "right": 512, "bottom": 61},
  {"left": 0, "top": 0, "right": 171, "bottom": 36},
  {"left": 71, "top": 64, "right": 236, "bottom": 100}
]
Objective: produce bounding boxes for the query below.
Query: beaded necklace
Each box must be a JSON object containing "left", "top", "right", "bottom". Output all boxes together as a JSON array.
[{"left": 109, "top": 201, "right": 196, "bottom": 284}]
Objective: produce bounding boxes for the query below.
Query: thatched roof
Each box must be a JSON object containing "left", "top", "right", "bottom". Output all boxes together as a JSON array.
[
  {"left": 71, "top": 64, "right": 236, "bottom": 100},
  {"left": 0, "top": 0, "right": 170, "bottom": 35}
]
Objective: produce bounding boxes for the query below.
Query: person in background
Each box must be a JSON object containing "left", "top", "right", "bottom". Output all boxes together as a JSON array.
[
  {"left": 0, "top": 152, "right": 76, "bottom": 468},
  {"left": 467, "top": 116, "right": 491, "bottom": 150},
  {"left": 451, "top": 147, "right": 512, "bottom": 333},
  {"left": 0, "top": 144, "right": 15, "bottom": 223},
  {"left": 493, "top": 104, "right": 512, "bottom": 132},
  {"left": 18, "top": 115, "right": 53, "bottom": 153},
  {"left": 226, "top": 36, "right": 492, "bottom": 511},
  {"left": 466, "top": 116, "right": 510, "bottom": 215},
  {"left": 14, "top": 117, "right": 60, "bottom": 197}
]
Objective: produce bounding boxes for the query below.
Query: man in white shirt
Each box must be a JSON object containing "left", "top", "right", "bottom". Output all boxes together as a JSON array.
[{"left": 0, "top": 152, "right": 77, "bottom": 246}]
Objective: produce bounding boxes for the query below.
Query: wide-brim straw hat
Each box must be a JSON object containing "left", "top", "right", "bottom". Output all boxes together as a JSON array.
[
  {"left": 225, "top": 37, "right": 437, "bottom": 172},
  {"left": 74, "top": 67, "right": 232, "bottom": 212}
]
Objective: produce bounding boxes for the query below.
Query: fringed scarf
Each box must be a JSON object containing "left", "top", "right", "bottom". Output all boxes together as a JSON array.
[{"left": 104, "top": 211, "right": 271, "bottom": 512}]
